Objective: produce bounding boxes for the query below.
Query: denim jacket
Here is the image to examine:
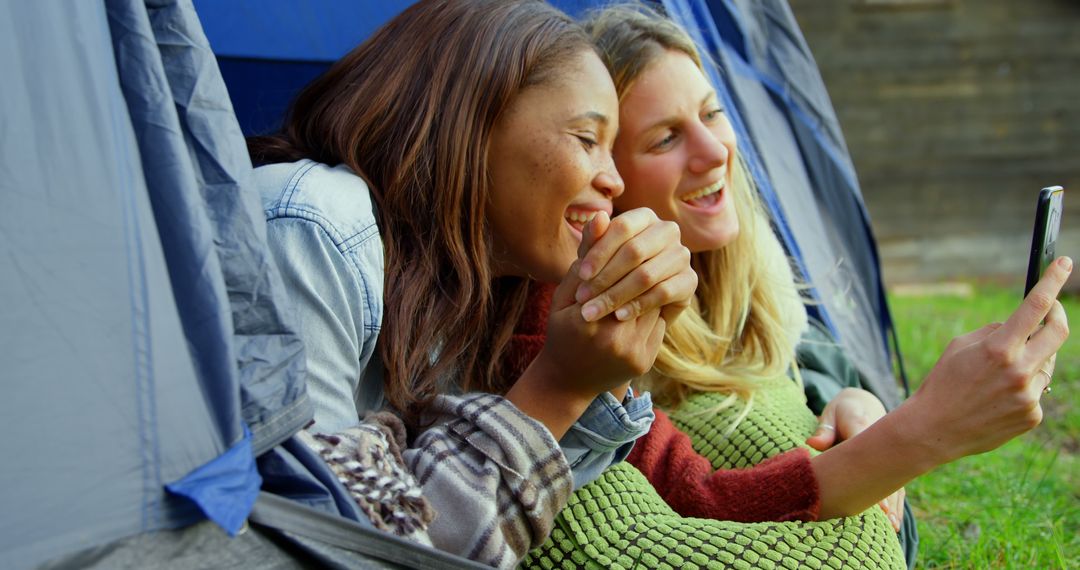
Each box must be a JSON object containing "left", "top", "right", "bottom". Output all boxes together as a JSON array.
[
  {"left": 254, "top": 159, "right": 650, "bottom": 486},
  {"left": 256, "top": 159, "right": 386, "bottom": 434}
]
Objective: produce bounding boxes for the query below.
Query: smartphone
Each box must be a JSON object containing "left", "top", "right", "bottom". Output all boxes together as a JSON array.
[{"left": 1024, "top": 185, "right": 1065, "bottom": 296}]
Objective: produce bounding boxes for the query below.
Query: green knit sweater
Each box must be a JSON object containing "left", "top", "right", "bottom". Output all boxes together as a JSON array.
[{"left": 522, "top": 376, "right": 906, "bottom": 569}]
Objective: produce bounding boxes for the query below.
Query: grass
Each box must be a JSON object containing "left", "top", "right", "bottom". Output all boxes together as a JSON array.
[{"left": 889, "top": 286, "right": 1079, "bottom": 569}]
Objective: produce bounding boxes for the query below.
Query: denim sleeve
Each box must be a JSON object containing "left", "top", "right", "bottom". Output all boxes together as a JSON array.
[
  {"left": 558, "top": 388, "right": 655, "bottom": 490},
  {"left": 264, "top": 217, "right": 384, "bottom": 434}
]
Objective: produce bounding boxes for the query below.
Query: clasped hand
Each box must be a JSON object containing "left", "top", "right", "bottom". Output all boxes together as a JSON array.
[{"left": 537, "top": 209, "right": 697, "bottom": 397}]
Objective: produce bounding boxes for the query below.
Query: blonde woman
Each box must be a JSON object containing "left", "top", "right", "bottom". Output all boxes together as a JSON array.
[{"left": 517, "top": 5, "right": 1069, "bottom": 569}]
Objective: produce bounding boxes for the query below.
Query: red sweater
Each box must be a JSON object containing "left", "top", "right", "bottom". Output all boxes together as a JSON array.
[
  {"left": 506, "top": 282, "right": 821, "bottom": 522},
  {"left": 626, "top": 409, "right": 819, "bottom": 521}
]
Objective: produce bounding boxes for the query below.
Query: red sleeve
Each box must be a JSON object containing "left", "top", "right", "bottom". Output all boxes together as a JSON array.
[
  {"left": 627, "top": 408, "right": 821, "bottom": 522},
  {"left": 498, "top": 281, "right": 555, "bottom": 383}
]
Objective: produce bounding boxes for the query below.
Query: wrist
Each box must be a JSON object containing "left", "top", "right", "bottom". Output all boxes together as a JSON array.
[
  {"left": 880, "top": 395, "right": 952, "bottom": 474},
  {"left": 609, "top": 381, "right": 631, "bottom": 402},
  {"left": 504, "top": 350, "right": 595, "bottom": 440}
]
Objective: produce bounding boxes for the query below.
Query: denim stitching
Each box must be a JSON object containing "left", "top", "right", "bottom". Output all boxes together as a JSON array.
[{"left": 281, "top": 159, "right": 318, "bottom": 213}]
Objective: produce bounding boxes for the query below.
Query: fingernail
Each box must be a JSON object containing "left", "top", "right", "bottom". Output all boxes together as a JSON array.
[
  {"left": 1059, "top": 256, "right": 1073, "bottom": 271},
  {"left": 889, "top": 513, "right": 899, "bottom": 529},
  {"left": 581, "top": 303, "right": 600, "bottom": 322},
  {"left": 615, "top": 306, "right": 632, "bottom": 321},
  {"left": 579, "top": 261, "right": 595, "bottom": 280},
  {"left": 575, "top": 285, "right": 591, "bottom": 304}
]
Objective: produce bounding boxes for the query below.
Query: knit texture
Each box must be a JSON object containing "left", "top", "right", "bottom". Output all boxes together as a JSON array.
[
  {"left": 297, "top": 416, "right": 435, "bottom": 543},
  {"left": 522, "top": 376, "right": 906, "bottom": 569},
  {"left": 628, "top": 408, "right": 819, "bottom": 522}
]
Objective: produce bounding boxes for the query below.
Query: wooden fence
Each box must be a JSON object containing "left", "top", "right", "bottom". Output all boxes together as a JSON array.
[{"left": 789, "top": 0, "right": 1079, "bottom": 288}]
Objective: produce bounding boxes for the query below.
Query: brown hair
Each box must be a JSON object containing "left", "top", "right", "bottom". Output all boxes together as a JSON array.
[
  {"left": 249, "top": 0, "right": 596, "bottom": 422},
  {"left": 586, "top": 3, "right": 807, "bottom": 415}
]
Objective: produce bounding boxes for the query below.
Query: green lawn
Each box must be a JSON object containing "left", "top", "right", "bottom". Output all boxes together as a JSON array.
[{"left": 889, "top": 287, "right": 1079, "bottom": 569}]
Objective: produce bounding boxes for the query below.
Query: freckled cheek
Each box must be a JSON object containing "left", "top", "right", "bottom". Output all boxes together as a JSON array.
[{"left": 522, "top": 147, "right": 570, "bottom": 238}]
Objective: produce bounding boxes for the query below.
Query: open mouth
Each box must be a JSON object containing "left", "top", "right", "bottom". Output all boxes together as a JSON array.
[
  {"left": 565, "top": 209, "right": 600, "bottom": 236},
  {"left": 680, "top": 179, "right": 725, "bottom": 210},
  {"left": 564, "top": 207, "right": 606, "bottom": 240}
]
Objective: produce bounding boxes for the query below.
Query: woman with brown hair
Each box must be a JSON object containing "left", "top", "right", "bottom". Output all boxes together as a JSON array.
[{"left": 246, "top": 1, "right": 695, "bottom": 567}]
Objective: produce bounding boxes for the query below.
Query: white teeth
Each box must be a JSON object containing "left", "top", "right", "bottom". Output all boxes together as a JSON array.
[
  {"left": 566, "top": 211, "right": 600, "bottom": 223},
  {"left": 681, "top": 179, "right": 725, "bottom": 202}
]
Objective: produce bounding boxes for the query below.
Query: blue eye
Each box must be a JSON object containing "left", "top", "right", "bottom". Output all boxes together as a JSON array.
[
  {"left": 652, "top": 132, "right": 676, "bottom": 151},
  {"left": 703, "top": 107, "right": 724, "bottom": 122}
]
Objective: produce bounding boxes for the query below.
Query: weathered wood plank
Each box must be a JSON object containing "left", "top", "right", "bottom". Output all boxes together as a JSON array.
[{"left": 788, "top": 0, "right": 1080, "bottom": 286}]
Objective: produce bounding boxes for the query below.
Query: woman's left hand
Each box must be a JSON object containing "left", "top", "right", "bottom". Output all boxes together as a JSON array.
[
  {"left": 806, "top": 388, "right": 903, "bottom": 530},
  {"left": 573, "top": 208, "right": 697, "bottom": 323},
  {"left": 806, "top": 388, "right": 887, "bottom": 449}
]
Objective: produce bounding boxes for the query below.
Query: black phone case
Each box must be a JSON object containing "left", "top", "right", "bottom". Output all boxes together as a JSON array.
[{"left": 1024, "top": 186, "right": 1064, "bottom": 296}]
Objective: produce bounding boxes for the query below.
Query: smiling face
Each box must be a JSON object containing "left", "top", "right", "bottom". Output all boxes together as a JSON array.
[
  {"left": 486, "top": 49, "right": 623, "bottom": 281},
  {"left": 612, "top": 50, "right": 739, "bottom": 254}
]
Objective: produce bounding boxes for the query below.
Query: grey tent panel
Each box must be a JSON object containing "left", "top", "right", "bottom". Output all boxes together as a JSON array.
[
  {"left": 1, "top": 2, "right": 224, "bottom": 567},
  {"left": 722, "top": 50, "right": 899, "bottom": 405},
  {"left": 729, "top": 0, "right": 902, "bottom": 406}
]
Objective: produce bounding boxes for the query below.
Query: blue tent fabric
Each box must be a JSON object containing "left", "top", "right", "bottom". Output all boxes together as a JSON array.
[
  {"left": 192, "top": 0, "right": 392, "bottom": 135},
  {"left": 107, "top": 0, "right": 312, "bottom": 457},
  {"left": 108, "top": 0, "right": 316, "bottom": 535},
  {"left": 165, "top": 426, "right": 260, "bottom": 537},
  {"left": 193, "top": 0, "right": 604, "bottom": 134}
]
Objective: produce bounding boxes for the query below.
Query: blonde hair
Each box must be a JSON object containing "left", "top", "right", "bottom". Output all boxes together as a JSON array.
[{"left": 586, "top": 3, "right": 808, "bottom": 415}]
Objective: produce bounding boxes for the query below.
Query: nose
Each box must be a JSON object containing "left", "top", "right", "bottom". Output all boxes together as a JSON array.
[
  {"left": 593, "top": 155, "right": 625, "bottom": 199},
  {"left": 687, "top": 123, "right": 728, "bottom": 175}
]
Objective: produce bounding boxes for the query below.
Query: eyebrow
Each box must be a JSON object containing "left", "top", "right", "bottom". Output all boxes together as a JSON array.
[
  {"left": 571, "top": 111, "right": 610, "bottom": 126},
  {"left": 646, "top": 92, "right": 717, "bottom": 131}
]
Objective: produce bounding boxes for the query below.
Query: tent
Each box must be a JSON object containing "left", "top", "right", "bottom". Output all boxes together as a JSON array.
[{"left": 0, "top": 1, "right": 903, "bottom": 568}]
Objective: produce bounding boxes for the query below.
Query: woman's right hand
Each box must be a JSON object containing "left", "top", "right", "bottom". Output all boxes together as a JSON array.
[
  {"left": 572, "top": 208, "right": 697, "bottom": 324},
  {"left": 505, "top": 214, "right": 673, "bottom": 438},
  {"left": 905, "top": 256, "right": 1071, "bottom": 465},
  {"left": 537, "top": 212, "right": 670, "bottom": 394},
  {"left": 813, "top": 257, "right": 1071, "bottom": 521}
]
